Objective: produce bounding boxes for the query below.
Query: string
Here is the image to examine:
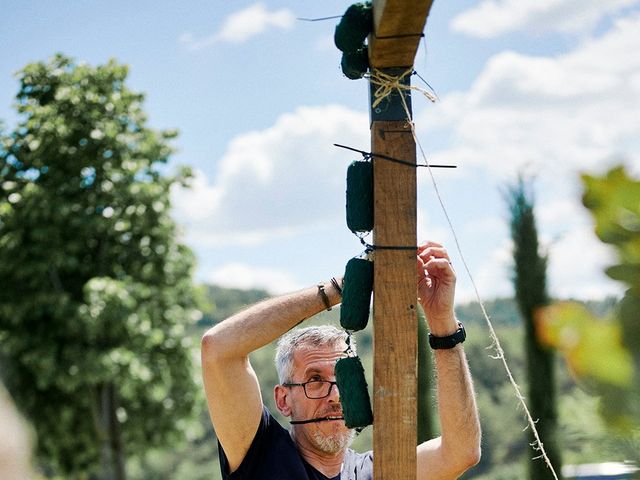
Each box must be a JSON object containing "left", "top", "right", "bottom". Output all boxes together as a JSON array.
[
  {"left": 379, "top": 69, "right": 561, "bottom": 480},
  {"left": 366, "top": 67, "right": 436, "bottom": 109}
]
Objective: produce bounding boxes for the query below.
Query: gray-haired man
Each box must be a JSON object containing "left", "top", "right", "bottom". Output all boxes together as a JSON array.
[{"left": 201, "top": 241, "right": 481, "bottom": 479}]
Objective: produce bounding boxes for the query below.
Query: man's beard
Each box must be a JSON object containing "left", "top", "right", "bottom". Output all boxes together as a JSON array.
[
  {"left": 291, "top": 405, "right": 355, "bottom": 454},
  {"left": 310, "top": 425, "right": 355, "bottom": 454}
]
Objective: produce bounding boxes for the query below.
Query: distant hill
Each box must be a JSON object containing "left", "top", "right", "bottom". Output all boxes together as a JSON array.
[
  {"left": 456, "top": 298, "right": 522, "bottom": 326},
  {"left": 200, "top": 285, "right": 619, "bottom": 328},
  {"left": 455, "top": 296, "right": 620, "bottom": 326},
  {"left": 199, "top": 285, "right": 271, "bottom": 326}
]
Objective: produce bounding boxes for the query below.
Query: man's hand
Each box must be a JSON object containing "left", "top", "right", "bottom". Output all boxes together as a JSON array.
[{"left": 417, "top": 241, "right": 457, "bottom": 336}]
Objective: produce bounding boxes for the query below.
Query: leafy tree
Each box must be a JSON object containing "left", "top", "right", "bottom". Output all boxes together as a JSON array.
[
  {"left": 538, "top": 166, "right": 640, "bottom": 470},
  {"left": 0, "top": 54, "right": 200, "bottom": 479},
  {"left": 507, "top": 177, "right": 562, "bottom": 480}
]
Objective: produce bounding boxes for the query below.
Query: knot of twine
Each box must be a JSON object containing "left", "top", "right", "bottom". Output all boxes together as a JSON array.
[{"left": 366, "top": 67, "right": 437, "bottom": 109}]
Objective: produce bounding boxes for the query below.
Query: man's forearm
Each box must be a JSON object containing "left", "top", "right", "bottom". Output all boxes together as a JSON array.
[
  {"left": 202, "top": 278, "right": 342, "bottom": 359},
  {"left": 434, "top": 344, "right": 481, "bottom": 469}
]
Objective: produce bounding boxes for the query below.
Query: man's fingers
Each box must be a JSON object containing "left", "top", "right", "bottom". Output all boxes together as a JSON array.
[
  {"left": 424, "top": 257, "right": 456, "bottom": 280},
  {"left": 418, "top": 240, "right": 443, "bottom": 253},
  {"left": 418, "top": 246, "right": 451, "bottom": 264}
]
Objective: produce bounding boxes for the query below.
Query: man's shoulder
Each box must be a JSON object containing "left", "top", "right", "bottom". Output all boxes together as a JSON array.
[
  {"left": 219, "top": 406, "right": 305, "bottom": 479},
  {"left": 342, "top": 448, "right": 373, "bottom": 479}
]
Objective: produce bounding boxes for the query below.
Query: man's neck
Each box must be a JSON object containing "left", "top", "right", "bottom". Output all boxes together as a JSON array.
[{"left": 291, "top": 431, "right": 346, "bottom": 478}]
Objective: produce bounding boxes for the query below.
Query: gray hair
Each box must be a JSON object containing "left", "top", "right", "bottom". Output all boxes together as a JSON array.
[{"left": 274, "top": 325, "right": 355, "bottom": 384}]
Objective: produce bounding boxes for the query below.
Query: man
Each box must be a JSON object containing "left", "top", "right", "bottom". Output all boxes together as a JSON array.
[{"left": 201, "top": 241, "right": 481, "bottom": 479}]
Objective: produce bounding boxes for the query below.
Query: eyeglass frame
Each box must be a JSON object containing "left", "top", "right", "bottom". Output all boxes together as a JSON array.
[{"left": 282, "top": 379, "right": 338, "bottom": 399}]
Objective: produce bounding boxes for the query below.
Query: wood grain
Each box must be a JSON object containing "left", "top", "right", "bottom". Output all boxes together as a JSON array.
[
  {"left": 369, "top": 0, "right": 435, "bottom": 68},
  {"left": 372, "top": 120, "right": 417, "bottom": 480}
]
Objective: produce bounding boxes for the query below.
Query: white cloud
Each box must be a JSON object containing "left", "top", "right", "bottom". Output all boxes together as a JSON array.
[
  {"left": 179, "top": 3, "right": 295, "bottom": 50},
  {"left": 172, "top": 105, "right": 369, "bottom": 247},
  {"left": 547, "top": 226, "right": 621, "bottom": 299},
  {"left": 537, "top": 196, "right": 588, "bottom": 229},
  {"left": 458, "top": 238, "right": 513, "bottom": 304},
  {"left": 459, "top": 220, "right": 621, "bottom": 303},
  {"left": 419, "top": 13, "right": 640, "bottom": 178},
  {"left": 206, "top": 263, "right": 300, "bottom": 294},
  {"left": 416, "top": 206, "right": 450, "bottom": 246},
  {"left": 451, "top": 0, "right": 640, "bottom": 38}
]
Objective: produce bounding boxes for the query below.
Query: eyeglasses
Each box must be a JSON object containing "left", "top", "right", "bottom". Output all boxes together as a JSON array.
[{"left": 283, "top": 380, "right": 338, "bottom": 399}]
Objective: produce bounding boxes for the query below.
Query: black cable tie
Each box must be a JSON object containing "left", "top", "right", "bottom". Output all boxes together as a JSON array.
[
  {"left": 334, "top": 143, "right": 456, "bottom": 169},
  {"left": 297, "top": 15, "right": 343, "bottom": 22},
  {"left": 371, "top": 245, "right": 417, "bottom": 251},
  {"left": 375, "top": 32, "right": 425, "bottom": 40},
  {"left": 356, "top": 234, "right": 416, "bottom": 252}
]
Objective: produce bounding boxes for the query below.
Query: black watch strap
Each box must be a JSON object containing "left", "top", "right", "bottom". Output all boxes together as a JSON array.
[{"left": 428, "top": 322, "right": 466, "bottom": 350}]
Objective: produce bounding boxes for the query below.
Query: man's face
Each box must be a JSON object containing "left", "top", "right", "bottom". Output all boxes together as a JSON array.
[{"left": 285, "top": 343, "right": 354, "bottom": 454}]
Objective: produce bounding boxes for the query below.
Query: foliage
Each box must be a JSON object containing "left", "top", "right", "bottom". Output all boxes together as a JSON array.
[
  {"left": 538, "top": 166, "right": 640, "bottom": 434},
  {"left": 507, "top": 177, "right": 562, "bottom": 480},
  {"left": 0, "top": 54, "right": 200, "bottom": 478}
]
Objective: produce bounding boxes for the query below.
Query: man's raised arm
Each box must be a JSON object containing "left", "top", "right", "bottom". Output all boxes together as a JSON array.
[
  {"left": 415, "top": 242, "right": 481, "bottom": 479},
  {"left": 201, "top": 279, "right": 342, "bottom": 472}
]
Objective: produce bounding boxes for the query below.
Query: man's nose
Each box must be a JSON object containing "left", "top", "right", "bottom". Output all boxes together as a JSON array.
[{"left": 327, "top": 381, "right": 340, "bottom": 401}]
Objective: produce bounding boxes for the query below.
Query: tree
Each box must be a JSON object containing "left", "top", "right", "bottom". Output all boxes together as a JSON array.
[
  {"left": 537, "top": 166, "right": 640, "bottom": 470},
  {"left": 0, "top": 54, "right": 200, "bottom": 479},
  {"left": 507, "top": 177, "right": 562, "bottom": 480}
]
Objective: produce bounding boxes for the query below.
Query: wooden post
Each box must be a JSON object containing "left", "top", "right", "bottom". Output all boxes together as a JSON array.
[
  {"left": 372, "top": 119, "right": 417, "bottom": 480},
  {"left": 368, "top": 1, "right": 434, "bottom": 479}
]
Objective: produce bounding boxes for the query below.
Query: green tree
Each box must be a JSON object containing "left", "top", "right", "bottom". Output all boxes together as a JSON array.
[
  {"left": 507, "top": 177, "right": 562, "bottom": 480},
  {"left": 538, "top": 166, "right": 640, "bottom": 471},
  {"left": 0, "top": 54, "right": 200, "bottom": 479}
]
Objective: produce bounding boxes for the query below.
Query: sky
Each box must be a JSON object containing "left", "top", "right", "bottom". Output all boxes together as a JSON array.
[{"left": 2, "top": 0, "right": 639, "bottom": 304}]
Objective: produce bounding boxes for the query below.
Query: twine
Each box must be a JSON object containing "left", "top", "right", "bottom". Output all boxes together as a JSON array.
[
  {"left": 366, "top": 67, "right": 437, "bottom": 109},
  {"left": 371, "top": 68, "right": 561, "bottom": 480}
]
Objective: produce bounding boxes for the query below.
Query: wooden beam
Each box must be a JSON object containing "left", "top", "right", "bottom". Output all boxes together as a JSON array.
[
  {"left": 367, "top": 3, "right": 431, "bottom": 478},
  {"left": 372, "top": 120, "right": 417, "bottom": 480},
  {"left": 369, "top": 0, "right": 435, "bottom": 68}
]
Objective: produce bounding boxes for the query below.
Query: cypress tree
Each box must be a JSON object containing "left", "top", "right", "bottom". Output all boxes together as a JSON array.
[{"left": 507, "top": 177, "right": 562, "bottom": 480}]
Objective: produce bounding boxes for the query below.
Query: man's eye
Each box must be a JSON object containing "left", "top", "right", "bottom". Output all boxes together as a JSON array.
[{"left": 308, "top": 375, "right": 322, "bottom": 382}]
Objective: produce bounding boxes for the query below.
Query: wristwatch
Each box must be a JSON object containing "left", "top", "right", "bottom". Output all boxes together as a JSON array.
[{"left": 428, "top": 322, "right": 466, "bottom": 350}]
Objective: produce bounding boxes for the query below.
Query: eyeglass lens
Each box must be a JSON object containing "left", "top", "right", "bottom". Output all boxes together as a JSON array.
[{"left": 304, "top": 381, "right": 334, "bottom": 399}]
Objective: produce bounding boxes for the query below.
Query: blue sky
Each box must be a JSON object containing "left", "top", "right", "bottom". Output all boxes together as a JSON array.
[{"left": 2, "top": 1, "right": 639, "bottom": 303}]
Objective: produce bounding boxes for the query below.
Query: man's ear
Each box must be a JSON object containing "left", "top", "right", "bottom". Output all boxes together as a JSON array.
[{"left": 274, "top": 385, "right": 292, "bottom": 417}]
